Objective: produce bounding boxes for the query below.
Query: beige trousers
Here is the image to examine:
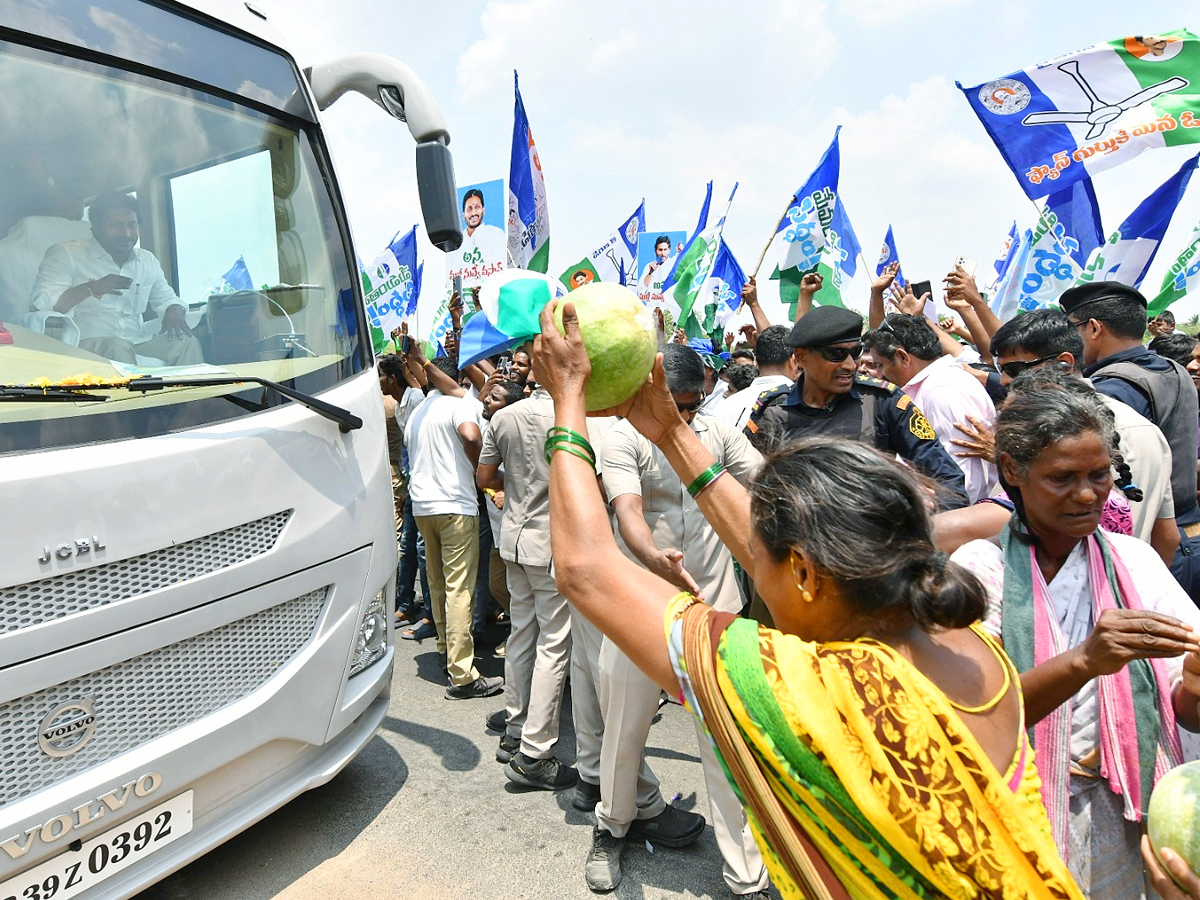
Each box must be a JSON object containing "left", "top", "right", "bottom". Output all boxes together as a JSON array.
[
  {"left": 415, "top": 514, "right": 479, "bottom": 686},
  {"left": 502, "top": 561, "right": 571, "bottom": 759},
  {"left": 81, "top": 332, "right": 204, "bottom": 366},
  {"left": 567, "top": 604, "right": 604, "bottom": 785}
]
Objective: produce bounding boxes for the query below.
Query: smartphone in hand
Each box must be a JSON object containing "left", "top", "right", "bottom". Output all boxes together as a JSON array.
[
  {"left": 400, "top": 335, "right": 412, "bottom": 354},
  {"left": 909, "top": 279, "right": 932, "bottom": 299},
  {"left": 453, "top": 275, "right": 463, "bottom": 298},
  {"left": 953, "top": 256, "right": 977, "bottom": 277}
]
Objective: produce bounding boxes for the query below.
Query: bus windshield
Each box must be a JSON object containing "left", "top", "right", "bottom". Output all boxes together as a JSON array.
[{"left": 0, "top": 37, "right": 363, "bottom": 454}]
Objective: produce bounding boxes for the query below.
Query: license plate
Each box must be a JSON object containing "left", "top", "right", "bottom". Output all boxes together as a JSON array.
[{"left": 0, "top": 791, "right": 192, "bottom": 900}]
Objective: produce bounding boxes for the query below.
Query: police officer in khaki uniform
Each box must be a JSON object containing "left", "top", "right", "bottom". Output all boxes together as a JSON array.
[{"left": 745, "top": 305, "right": 968, "bottom": 508}]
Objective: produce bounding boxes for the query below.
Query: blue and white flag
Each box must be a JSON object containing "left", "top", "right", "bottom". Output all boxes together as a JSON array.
[
  {"left": 1076, "top": 152, "right": 1199, "bottom": 288},
  {"left": 989, "top": 222, "right": 1019, "bottom": 289},
  {"left": 457, "top": 270, "right": 567, "bottom": 367},
  {"left": 959, "top": 29, "right": 1200, "bottom": 199},
  {"left": 217, "top": 257, "right": 253, "bottom": 292},
  {"left": 875, "top": 225, "right": 907, "bottom": 291},
  {"left": 662, "top": 182, "right": 714, "bottom": 292},
  {"left": 587, "top": 200, "right": 645, "bottom": 285},
  {"left": 990, "top": 227, "right": 1034, "bottom": 320},
  {"left": 664, "top": 184, "right": 739, "bottom": 328},
  {"left": 507, "top": 71, "right": 550, "bottom": 273},
  {"left": 1044, "top": 179, "right": 1104, "bottom": 267},
  {"left": 362, "top": 226, "right": 422, "bottom": 342},
  {"left": 771, "top": 127, "right": 862, "bottom": 307},
  {"left": 696, "top": 239, "right": 748, "bottom": 333}
]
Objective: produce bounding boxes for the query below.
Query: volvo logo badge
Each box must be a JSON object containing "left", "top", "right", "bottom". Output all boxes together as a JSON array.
[{"left": 38, "top": 700, "right": 97, "bottom": 758}]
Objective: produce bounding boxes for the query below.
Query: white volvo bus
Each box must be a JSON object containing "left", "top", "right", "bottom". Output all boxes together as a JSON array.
[{"left": 0, "top": 2, "right": 462, "bottom": 897}]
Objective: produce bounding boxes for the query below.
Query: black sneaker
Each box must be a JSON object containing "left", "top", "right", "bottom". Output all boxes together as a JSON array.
[
  {"left": 572, "top": 778, "right": 601, "bottom": 812},
  {"left": 505, "top": 752, "right": 579, "bottom": 791},
  {"left": 496, "top": 733, "right": 519, "bottom": 764},
  {"left": 584, "top": 825, "right": 624, "bottom": 893},
  {"left": 485, "top": 709, "right": 508, "bottom": 732},
  {"left": 627, "top": 804, "right": 706, "bottom": 848},
  {"left": 445, "top": 674, "right": 504, "bottom": 700}
]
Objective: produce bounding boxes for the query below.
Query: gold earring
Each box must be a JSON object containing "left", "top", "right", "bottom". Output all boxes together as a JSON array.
[{"left": 797, "top": 583, "right": 814, "bottom": 604}]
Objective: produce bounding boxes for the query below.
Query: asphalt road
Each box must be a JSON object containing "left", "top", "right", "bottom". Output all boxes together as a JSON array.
[{"left": 136, "top": 621, "right": 746, "bottom": 900}]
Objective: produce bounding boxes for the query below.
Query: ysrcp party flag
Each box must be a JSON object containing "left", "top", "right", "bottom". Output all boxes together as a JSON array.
[
  {"left": 1076, "top": 152, "right": 1198, "bottom": 288},
  {"left": 692, "top": 239, "right": 748, "bottom": 335},
  {"left": 507, "top": 72, "right": 550, "bottom": 273},
  {"left": 560, "top": 257, "right": 600, "bottom": 291},
  {"left": 215, "top": 256, "right": 254, "bottom": 293},
  {"left": 586, "top": 200, "right": 644, "bottom": 285},
  {"left": 960, "top": 29, "right": 1200, "bottom": 199},
  {"left": 662, "top": 182, "right": 714, "bottom": 293},
  {"left": 362, "top": 226, "right": 422, "bottom": 351},
  {"left": 990, "top": 228, "right": 1034, "bottom": 321},
  {"left": 771, "top": 127, "right": 862, "bottom": 306},
  {"left": 989, "top": 221, "right": 1019, "bottom": 289},
  {"left": 876, "top": 225, "right": 908, "bottom": 291},
  {"left": 667, "top": 184, "right": 738, "bottom": 327},
  {"left": 1004, "top": 208, "right": 1084, "bottom": 317},
  {"left": 1150, "top": 220, "right": 1200, "bottom": 315},
  {"left": 1044, "top": 179, "right": 1104, "bottom": 267}
]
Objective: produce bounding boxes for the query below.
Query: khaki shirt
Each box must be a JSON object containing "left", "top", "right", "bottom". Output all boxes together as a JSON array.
[
  {"left": 478, "top": 393, "right": 560, "bottom": 566},
  {"left": 600, "top": 414, "right": 762, "bottom": 614}
]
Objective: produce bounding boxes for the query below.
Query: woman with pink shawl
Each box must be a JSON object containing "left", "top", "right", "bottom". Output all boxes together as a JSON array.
[{"left": 951, "top": 369, "right": 1200, "bottom": 899}]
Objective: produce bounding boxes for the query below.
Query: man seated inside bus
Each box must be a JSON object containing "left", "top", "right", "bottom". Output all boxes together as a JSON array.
[{"left": 29, "top": 191, "right": 203, "bottom": 366}]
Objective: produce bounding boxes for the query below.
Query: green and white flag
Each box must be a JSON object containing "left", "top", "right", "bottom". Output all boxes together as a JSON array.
[
  {"left": 1150, "top": 221, "right": 1200, "bottom": 315},
  {"left": 668, "top": 185, "right": 737, "bottom": 327},
  {"left": 507, "top": 72, "right": 550, "bottom": 273}
]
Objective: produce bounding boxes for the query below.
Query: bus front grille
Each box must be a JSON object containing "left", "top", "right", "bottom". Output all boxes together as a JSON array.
[
  {"left": 2, "top": 511, "right": 293, "bottom": 634},
  {"left": 0, "top": 587, "right": 327, "bottom": 809}
]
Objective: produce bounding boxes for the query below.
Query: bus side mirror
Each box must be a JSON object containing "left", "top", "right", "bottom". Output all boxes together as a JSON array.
[
  {"left": 306, "top": 54, "right": 462, "bottom": 251},
  {"left": 416, "top": 141, "right": 462, "bottom": 252}
]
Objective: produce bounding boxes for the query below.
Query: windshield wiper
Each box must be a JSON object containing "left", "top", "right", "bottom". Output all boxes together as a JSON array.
[
  {"left": 0, "top": 386, "right": 108, "bottom": 403},
  {"left": 125, "top": 375, "right": 362, "bottom": 432},
  {"left": 0, "top": 376, "right": 362, "bottom": 431}
]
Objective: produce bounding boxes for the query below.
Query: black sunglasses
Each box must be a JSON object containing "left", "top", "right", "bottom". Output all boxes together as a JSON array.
[
  {"left": 998, "top": 354, "right": 1059, "bottom": 379},
  {"left": 816, "top": 342, "right": 864, "bottom": 363},
  {"left": 675, "top": 395, "right": 705, "bottom": 413}
]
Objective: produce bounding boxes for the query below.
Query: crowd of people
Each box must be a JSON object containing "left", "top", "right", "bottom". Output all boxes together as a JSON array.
[{"left": 377, "top": 269, "right": 1200, "bottom": 899}]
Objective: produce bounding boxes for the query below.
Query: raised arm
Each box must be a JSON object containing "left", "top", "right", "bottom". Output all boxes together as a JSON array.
[
  {"left": 868, "top": 262, "right": 899, "bottom": 329},
  {"left": 794, "top": 272, "right": 822, "bottom": 322},
  {"left": 739, "top": 276, "right": 772, "bottom": 334}
]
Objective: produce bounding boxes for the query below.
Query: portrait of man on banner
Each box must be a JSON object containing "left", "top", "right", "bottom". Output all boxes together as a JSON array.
[
  {"left": 635, "top": 230, "right": 685, "bottom": 307},
  {"left": 447, "top": 178, "right": 506, "bottom": 291}
]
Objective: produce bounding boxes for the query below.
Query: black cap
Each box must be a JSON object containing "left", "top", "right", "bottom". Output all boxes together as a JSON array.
[
  {"left": 1059, "top": 281, "right": 1147, "bottom": 317},
  {"left": 787, "top": 305, "right": 864, "bottom": 348}
]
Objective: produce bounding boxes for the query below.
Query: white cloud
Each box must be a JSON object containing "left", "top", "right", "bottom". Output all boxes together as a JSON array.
[{"left": 839, "top": 0, "right": 971, "bottom": 26}]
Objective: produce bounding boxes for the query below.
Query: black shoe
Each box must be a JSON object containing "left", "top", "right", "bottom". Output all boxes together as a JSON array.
[
  {"left": 485, "top": 709, "right": 508, "bottom": 733},
  {"left": 572, "top": 778, "right": 601, "bottom": 812},
  {"left": 445, "top": 674, "right": 504, "bottom": 700},
  {"left": 496, "top": 733, "right": 519, "bottom": 764},
  {"left": 627, "top": 804, "right": 706, "bottom": 848},
  {"left": 505, "top": 752, "right": 579, "bottom": 791},
  {"left": 584, "top": 826, "right": 624, "bottom": 892}
]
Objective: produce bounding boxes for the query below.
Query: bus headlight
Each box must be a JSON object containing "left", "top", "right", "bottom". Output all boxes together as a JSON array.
[{"left": 349, "top": 588, "right": 388, "bottom": 676}]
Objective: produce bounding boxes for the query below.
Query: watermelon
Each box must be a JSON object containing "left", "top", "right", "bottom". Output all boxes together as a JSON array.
[
  {"left": 1148, "top": 759, "right": 1200, "bottom": 884},
  {"left": 554, "top": 282, "right": 656, "bottom": 411}
]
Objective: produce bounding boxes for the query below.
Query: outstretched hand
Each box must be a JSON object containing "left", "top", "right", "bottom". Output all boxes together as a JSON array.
[
  {"left": 872, "top": 261, "right": 900, "bottom": 294},
  {"left": 1077, "top": 609, "right": 1200, "bottom": 679}
]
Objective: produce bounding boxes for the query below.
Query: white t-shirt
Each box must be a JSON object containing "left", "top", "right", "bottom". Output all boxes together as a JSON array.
[
  {"left": 713, "top": 374, "right": 793, "bottom": 430},
  {"left": 405, "top": 391, "right": 483, "bottom": 517}
]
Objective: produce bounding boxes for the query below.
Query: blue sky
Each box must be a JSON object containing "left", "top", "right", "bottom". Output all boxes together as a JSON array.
[{"left": 265, "top": 0, "right": 1199, "bottom": 324}]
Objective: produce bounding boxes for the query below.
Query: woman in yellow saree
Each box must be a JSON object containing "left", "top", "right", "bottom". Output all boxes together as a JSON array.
[{"left": 533, "top": 300, "right": 1083, "bottom": 899}]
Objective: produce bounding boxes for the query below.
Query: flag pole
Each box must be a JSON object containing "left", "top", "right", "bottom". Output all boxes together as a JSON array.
[{"left": 751, "top": 197, "right": 796, "bottom": 279}]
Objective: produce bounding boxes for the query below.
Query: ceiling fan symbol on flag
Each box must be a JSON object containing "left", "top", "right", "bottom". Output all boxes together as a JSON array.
[{"left": 1023, "top": 60, "right": 1188, "bottom": 140}]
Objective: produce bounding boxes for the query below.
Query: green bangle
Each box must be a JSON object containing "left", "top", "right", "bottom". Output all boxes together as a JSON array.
[
  {"left": 543, "top": 437, "right": 596, "bottom": 467},
  {"left": 544, "top": 428, "right": 594, "bottom": 459},
  {"left": 686, "top": 463, "right": 725, "bottom": 498},
  {"left": 547, "top": 444, "right": 596, "bottom": 467}
]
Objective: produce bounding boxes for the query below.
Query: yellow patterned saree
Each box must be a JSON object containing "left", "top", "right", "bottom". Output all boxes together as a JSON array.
[{"left": 664, "top": 595, "right": 1083, "bottom": 900}]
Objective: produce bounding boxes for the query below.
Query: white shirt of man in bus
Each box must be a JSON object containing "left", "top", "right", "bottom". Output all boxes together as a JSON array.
[{"left": 30, "top": 192, "right": 203, "bottom": 366}]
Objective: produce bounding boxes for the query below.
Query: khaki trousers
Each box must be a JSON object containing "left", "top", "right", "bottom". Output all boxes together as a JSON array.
[
  {"left": 567, "top": 605, "right": 604, "bottom": 785},
  {"left": 488, "top": 547, "right": 510, "bottom": 612},
  {"left": 503, "top": 561, "right": 571, "bottom": 759},
  {"left": 415, "top": 513, "right": 479, "bottom": 685},
  {"left": 597, "top": 639, "right": 768, "bottom": 893}
]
